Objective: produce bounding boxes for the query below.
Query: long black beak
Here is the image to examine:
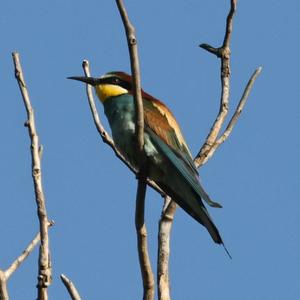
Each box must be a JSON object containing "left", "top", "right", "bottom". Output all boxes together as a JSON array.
[{"left": 67, "top": 76, "right": 101, "bottom": 86}]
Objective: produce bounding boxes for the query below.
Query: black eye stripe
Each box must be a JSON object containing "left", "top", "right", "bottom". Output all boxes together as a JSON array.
[
  {"left": 101, "top": 77, "right": 117, "bottom": 84},
  {"left": 102, "top": 77, "right": 131, "bottom": 90}
]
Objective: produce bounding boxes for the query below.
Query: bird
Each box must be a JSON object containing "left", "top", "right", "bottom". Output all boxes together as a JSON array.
[{"left": 68, "top": 71, "right": 229, "bottom": 254}]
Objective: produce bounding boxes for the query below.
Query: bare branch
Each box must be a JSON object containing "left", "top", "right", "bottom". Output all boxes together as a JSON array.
[
  {"left": 157, "top": 197, "right": 176, "bottom": 300},
  {"left": 60, "top": 274, "right": 82, "bottom": 300},
  {"left": 135, "top": 179, "right": 155, "bottom": 300},
  {"left": 194, "top": 0, "right": 237, "bottom": 168},
  {"left": 0, "top": 270, "right": 9, "bottom": 300},
  {"left": 12, "top": 52, "right": 51, "bottom": 300}
]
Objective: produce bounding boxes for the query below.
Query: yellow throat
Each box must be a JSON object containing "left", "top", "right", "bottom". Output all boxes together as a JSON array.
[{"left": 95, "top": 84, "right": 128, "bottom": 103}]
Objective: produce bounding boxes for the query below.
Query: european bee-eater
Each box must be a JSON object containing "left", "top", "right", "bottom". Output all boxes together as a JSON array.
[{"left": 69, "top": 71, "right": 226, "bottom": 248}]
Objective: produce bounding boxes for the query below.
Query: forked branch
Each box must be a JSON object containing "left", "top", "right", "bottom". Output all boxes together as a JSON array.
[
  {"left": 157, "top": 0, "right": 261, "bottom": 299},
  {"left": 194, "top": 0, "right": 237, "bottom": 167},
  {"left": 194, "top": 0, "right": 261, "bottom": 167}
]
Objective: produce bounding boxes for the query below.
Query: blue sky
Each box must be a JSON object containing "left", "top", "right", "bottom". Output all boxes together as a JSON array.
[{"left": 1, "top": 1, "right": 300, "bottom": 299}]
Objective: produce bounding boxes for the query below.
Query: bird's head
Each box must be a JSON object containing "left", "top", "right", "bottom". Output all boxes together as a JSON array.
[{"left": 68, "top": 71, "right": 133, "bottom": 103}]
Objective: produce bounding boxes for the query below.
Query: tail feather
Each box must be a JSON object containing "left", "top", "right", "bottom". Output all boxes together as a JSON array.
[
  {"left": 157, "top": 182, "right": 222, "bottom": 244},
  {"left": 147, "top": 128, "right": 231, "bottom": 256}
]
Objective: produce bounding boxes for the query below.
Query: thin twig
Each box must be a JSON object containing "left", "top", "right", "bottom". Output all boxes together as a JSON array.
[
  {"left": 82, "top": 60, "right": 115, "bottom": 148},
  {"left": 5, "top": 232, "right": 40, "bottom": 279},
  {"left": 0, "top": 223, "right": 52, "bottom": 300},
  {"left": 4, "top": 221, "right": 54, "bottom": 280},
  {"left": 200, "top": 67, "right": 262, "bottom": 163},
  {"left": 157, "top": 197, "right": 176, "bottom": 300},
  {"left": 12, "top": 52, "right": 52, "bottom": 300},
  {"left": 60, "top": 274, "right": 82, "bottom": 300}
]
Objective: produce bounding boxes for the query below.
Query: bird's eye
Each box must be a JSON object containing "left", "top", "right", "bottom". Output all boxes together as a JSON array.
[{"left": 112, "top": 77, "right": 120, "bottom": 84}]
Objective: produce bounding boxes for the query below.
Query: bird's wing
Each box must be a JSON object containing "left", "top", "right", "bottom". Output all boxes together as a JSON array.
[
  {"left": 146, "top": 127, "right": 222, "bottom": 208},
  {"left": 142, "top": 93, "right": 198, "bottom": 177},
  {"left": 142, "top": 93, "right": 222, "bottom": 208}
]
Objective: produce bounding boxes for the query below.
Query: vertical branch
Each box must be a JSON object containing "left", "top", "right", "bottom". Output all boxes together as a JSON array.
[
  {"left": 12, "top": 52, "right": 51, "bottom": 300},
  {"left": 115, "top": 0, "right": 144, "bottom": 155},
  {"left": 135, "top": 179, "right": 155, "bottom": 300},
  {"left": 115, "top": 1, "right": 155, "bottom": 299},
  {"left": 157, "top": 197, "right": 176, "bottom": 300}
]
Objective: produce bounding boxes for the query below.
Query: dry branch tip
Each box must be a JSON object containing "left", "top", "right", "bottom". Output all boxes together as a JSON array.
[
  {"left": 199, "top": 44, "right": 222, "bottom": 57},
  {"left": 61, "top": 274, "right": 82, "bottom": 300}
]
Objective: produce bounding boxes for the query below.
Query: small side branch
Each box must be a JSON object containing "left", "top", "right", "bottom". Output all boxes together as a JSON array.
[
  {"left": 0, "top": 224, "right": 52, "bottom": 300},
  {"left": 5, "top": 232, "right": 40, "bottom": 279},
  {"left": 200, "top": 67, "right": 262, "bottom": 163},
  {"left": 4, "top": 222, "right": 53, "bottom": 280},
  {"left": 61, "top": 274, "right": 82, "bottom": 300},
  {"left": 12, "top": 52, "right": 52, "bottom": 300},
  {"left": 82, "top": 60, "right": 115, "bottom": 148}
]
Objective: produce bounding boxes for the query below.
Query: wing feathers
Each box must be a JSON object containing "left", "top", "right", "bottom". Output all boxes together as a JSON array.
[
  {"left": 148, "top": 128, "right": 222, "bottom": 208},
  {"left": 143, "top": 96, "right": 221, "bottom": 208}
]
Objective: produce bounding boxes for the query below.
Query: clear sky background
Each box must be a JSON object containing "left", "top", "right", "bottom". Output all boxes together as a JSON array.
[{"left": 1, "top": 1, "right": 300, "bottom": 299}]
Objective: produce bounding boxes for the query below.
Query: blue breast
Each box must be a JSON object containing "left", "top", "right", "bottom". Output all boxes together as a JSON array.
[
  {"left": 104, "top": 94, "right": 137, "bottom": 165},
  {"left": 103, "top": 94, "right": 161, "bottom": 168}
]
